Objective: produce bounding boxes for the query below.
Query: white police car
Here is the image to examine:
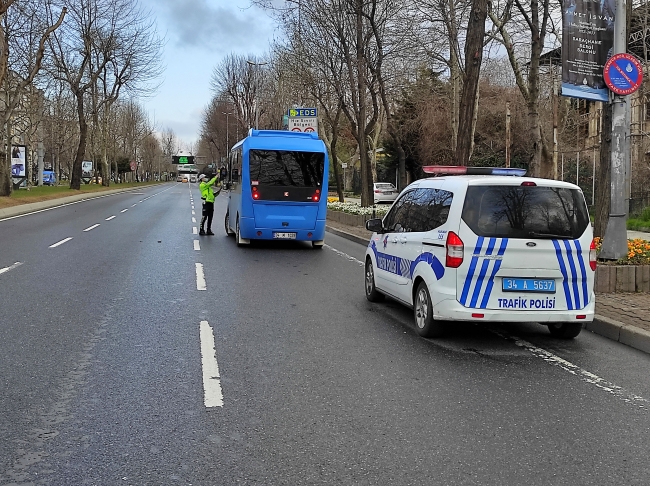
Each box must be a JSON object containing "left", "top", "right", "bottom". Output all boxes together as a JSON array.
[{"left": 364, "top": 166, "right": 596, "bottom": 339}]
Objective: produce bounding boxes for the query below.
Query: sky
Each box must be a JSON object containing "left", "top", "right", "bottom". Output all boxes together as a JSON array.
[{"left": 138, "top": 0, "right": 279, "bottom": 150}]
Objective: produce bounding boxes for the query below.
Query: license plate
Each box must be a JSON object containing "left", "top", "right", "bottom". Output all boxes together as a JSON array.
[
  {"left": 273, "top": 232, "right": 297, "bottom": 239},
  {"left": 502, "top": 278, "right": 556, "bottom": 293}
]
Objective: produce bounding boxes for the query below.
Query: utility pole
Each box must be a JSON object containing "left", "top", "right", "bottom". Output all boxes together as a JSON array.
[
  {"left": 600, "top": 0, "right": 629, "bottom": 260},
  {"left": 246, "top": 60, "right": 267, "bottom": 130},
  {"left": 505, "top": 102, "right": 511, "bottom": 168}
]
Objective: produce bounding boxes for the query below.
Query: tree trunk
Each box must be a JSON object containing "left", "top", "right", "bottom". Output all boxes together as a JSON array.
[
  {"left": 455, "top": 0, "right": 488, "bottom": 166},
  {"left": 594, "top": 103, "right": 612, "bottom": 238},
  {"left": 0, "top": 120, "right": 12, "bottom": 196},
  {"left": 357, "top": 0, "right": 372, "bottom": 207},
  {"left": 448, "top": 0, "right": 460, "bottom": 152},
  {"left": 70, "top": 91, "right": 87, "bottom": 190}
]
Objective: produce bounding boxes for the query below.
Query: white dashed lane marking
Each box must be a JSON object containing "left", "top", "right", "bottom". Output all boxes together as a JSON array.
[
  {"left": 49, "top": 237, "right": 73, "bottom": 248},
  {"left": 200, "top": 320, "right": 224, "bottom": 408},
  {"left": 83, "top": 224, "right": 100, "bottom": 232},
  {"left": 194, "top": 240, "right": 200, "bottom": 251},
  {"left": 195, "top": 263, "right": 206, "bottom": 291},
  {"left": 193, "top": 227, "right": 198, "bottom": 235},
  {"left": 0, "top": 262, "right": 23, "bottom": 275},
  {"left": 105, "top": 216, "right": 116, "bottom": 221},
  {"left": 121, "top": 209, "right": 128, "bottom": 213}
]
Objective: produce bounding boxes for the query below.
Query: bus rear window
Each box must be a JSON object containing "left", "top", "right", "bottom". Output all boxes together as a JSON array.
[
  {"left": 249, "top": 150, "right": 324, "bottom": 187},
  {"left": 461, "top": 185, "right": 590, "bottom": 239}
]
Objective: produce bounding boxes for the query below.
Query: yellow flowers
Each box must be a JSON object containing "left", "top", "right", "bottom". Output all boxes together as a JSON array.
[
  {"left": 617, "top": 238, "right": 650, "bottom": 264},
  {"left": 595, "top": 237, "right": 650, "bottom": 264}
]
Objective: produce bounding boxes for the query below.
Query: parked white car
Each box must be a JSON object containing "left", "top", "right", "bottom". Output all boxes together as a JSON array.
[
  {"left": 373, "top": 182, "right": 398, "bottom": 204},
  {"left": 364, "top": 166, "right": 596, "bottom": 339}
]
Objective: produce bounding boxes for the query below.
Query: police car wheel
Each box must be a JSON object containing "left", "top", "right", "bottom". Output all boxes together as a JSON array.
[
  {"left": 365, "top": 259, "right": 384, "bottom": 302},
  {"left": 414, "top": 282, "right": 444, "bottom": 338},
  {"left": 547, "top": 322, "right": 583, "bottom": 339}
]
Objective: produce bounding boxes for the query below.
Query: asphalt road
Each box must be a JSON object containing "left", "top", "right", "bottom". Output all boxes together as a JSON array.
[{"left": 1, "top": 183, "right": 650, "bottom": 485}]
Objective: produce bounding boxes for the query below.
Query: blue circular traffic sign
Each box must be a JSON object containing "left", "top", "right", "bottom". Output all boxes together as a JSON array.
[{"left": 603, "top": 53, "right": 643, "bottom": 96}]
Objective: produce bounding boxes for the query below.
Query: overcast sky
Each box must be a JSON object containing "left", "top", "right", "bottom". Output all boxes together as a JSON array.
[{"left": 138, "top": 0, "right": 279, "bottom": 150}]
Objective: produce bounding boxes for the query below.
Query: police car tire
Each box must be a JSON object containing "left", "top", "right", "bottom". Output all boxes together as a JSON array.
[
  {"left": 365, "top": 259, "right": 384, "bottom": 302},
  {"left": 547, "top": 322, "right": 583, "bottom": 339},
  {"left": 414, "top": 281, "right": 444, "bottom": 338}
]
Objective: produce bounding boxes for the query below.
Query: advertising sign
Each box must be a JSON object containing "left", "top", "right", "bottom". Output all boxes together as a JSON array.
[
  {"left": 561, "top": 0, "right": 615, "bottom": 102},
  {"left": 10, "top": 145, "right": 26, "bottom": 177},
  {"left": 82, "top": 160, "right": 93, "bottom": 176},
  {"left": 603, "top": 53, "right": 643, "bottom": 95},
  {"left": 288, "top": 107, "right": 318, "bottom": 133}
]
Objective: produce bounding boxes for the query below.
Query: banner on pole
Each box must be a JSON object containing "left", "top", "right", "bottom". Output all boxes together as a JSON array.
[{"left": 561, "top": 0, "right": 615, "bottom": 102}]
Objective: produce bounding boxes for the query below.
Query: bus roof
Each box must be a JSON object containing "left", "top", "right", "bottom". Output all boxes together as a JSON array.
[{"left": 232, "top": 129, "right": 323, "bottom": 152}]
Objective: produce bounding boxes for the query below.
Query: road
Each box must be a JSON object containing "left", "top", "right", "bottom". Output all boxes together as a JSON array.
[{"left": 1, "top": 182, "right": 650, "bottom": 485}]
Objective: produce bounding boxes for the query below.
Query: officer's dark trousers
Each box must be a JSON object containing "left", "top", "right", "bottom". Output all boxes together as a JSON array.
[{"left": 201, "top": 202, "right": 214, "bottom": 231}]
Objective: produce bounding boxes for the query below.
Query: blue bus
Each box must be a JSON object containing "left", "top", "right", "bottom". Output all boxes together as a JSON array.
[{"left": 224, "top": 129, "right": 329, "bottom": 248}]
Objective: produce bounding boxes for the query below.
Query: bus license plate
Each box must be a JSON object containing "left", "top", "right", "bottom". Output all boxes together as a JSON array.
[
  {"left": 273, "top": 232, "right": 297, "bottom": 239},
  {"left": 502, "top": 278, "right": 555, "bottom": 293}
]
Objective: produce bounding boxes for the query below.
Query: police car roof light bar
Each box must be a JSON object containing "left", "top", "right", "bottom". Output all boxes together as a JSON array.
[{"left": 422, "top": 166, "right": 527, "bottom": 177}]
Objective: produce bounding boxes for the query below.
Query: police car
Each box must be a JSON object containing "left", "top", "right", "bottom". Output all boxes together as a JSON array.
[{"left": 364, "top": 166, "right": 596, "bottom": 339}]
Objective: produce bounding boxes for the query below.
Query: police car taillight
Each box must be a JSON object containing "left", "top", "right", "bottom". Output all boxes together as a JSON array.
[
  {"left": 589, "top": 239, "right": 597, "bottom": 271},
  {"left": 446, "top": 231, "right": 464, "bottom": 268}
]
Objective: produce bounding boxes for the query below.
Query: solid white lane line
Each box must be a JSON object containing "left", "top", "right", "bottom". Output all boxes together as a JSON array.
[
  {"left": 194, "top": 240, "right": 200, "bottom": 251},
  {"left": 121, "top": 209, "right": 128, "bottom": 213},
  {"left": 200, "top": 321, "right": 224, "bottom": 408},
  {"left": 195, "top": 263, "right": 207, "bottom": 291},
  {"left": 0, "top": 262, "right": 23, "bottom": 275},
  {"left": 83, "top": 224, "right": 100, "bottom": 232},
  {"left": 491, "top": 329, "right": 649, "bottom": 409},
  {"left": 193, "top": 227, "right": 198, "bottom": 235},
  {"left": 49, "top": 237, "right": 73, "bottom": 248},
  {"left": 105, "top": 216, "right": 116, "bottom": 221},
  {"left": 192, "top": 217, "right": 196, "bottom": 223}
]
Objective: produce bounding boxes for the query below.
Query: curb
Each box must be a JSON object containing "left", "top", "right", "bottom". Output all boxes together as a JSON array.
[
  {"left": 588, "top": 315, "right": 650, "bottom": 354},
  {"left": 325, "top": 224, "right": 369, "bottom": 246},
  {"left": 0, "top": 187, "right": 142, "bottom": 220},
  {"left": 325, "top": 224, "right": 650, "bottom": 355}
]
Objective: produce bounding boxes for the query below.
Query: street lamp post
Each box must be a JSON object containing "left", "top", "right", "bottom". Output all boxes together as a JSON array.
[
  {"left": 222, "top": 111, "right": 232, "bottom": 152},
  {"left": 246, "top": 60, "right": 268, "bottom": 129}
]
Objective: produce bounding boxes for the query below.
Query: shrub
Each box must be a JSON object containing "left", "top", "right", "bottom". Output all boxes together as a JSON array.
[{"left": 327, "top": 201, "right": 390, "bottom": 217}]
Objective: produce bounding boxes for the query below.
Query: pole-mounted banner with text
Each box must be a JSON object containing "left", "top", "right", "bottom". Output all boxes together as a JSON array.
[{"left": 561, "top": 0, "right": 615, "bottom": 102}]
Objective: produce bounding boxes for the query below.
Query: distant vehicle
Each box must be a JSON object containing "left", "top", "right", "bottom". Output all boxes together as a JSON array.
[
  {"left": 224, "top": 129, "right": 329, "bottom": 248},
  {"left": 373, "top": 182, "right": 398, "bottom": 204},
  {"left": 182, "top": 177, "right": 188, "bottom": 183},
  {"left": 364, "top": 166, "right": 596, "bottom": 340},
  {"left": 177, "top": 175, "right": 183, "bottom": 182},
  {"left": 42, "top": 171, "right": 56, "bottom": 186},
  {"left": 190, "top": 175, "right": 197, "bottom": 183}
]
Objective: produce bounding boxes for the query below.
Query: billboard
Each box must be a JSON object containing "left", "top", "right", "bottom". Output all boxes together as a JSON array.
[
  {"left": 561, "top": 0, "right": 615, "bottom": 102},
  {"left": 82, "top": 160, "right": 94, "bottom": 176},
  {"left": 11, "top": 145, "right": 26, "bottom": 177}
]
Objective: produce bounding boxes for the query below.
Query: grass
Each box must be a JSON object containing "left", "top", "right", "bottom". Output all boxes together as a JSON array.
[
  {"left": 0, "top": 181, "right": 164, "bottom": 210},
  {"left": 627, "top": 207, "right": 650, "bottom": 232}
]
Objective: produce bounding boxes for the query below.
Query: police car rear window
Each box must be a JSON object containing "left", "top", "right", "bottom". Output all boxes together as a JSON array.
[{"left": 461, "top": 185, "right": 590, "bottom": 239}]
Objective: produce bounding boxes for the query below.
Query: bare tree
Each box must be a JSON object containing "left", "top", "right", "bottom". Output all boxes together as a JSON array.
[
  {"left": 47, "top": 0, "right": 161, "bottom": 190},
  {"left": 0, "top": 1, "right": 65, "bottom": 196}
]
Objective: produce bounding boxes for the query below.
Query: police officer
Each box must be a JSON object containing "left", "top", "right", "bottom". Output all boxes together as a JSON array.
[{"left": 198, "top": 172, "right": 220, "bottom": 235}]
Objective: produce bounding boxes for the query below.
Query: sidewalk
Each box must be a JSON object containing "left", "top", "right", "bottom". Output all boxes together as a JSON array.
[{"left": 326, "top": 219, "right": 650, "bottom": 354}]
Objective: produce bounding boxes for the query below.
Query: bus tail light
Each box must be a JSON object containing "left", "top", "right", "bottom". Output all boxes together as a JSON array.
[
  {"left": 312, "top": 188, "right": 321, "bottom": 202},
  {"left": 589, "top": 239, "right": 597, "bottom": 271},
  {"left": 252, "top": 186, "right": 260, "bottom": 200},
  {"left": 446, "top": 232, "right": 464, "bottom": 268}
]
